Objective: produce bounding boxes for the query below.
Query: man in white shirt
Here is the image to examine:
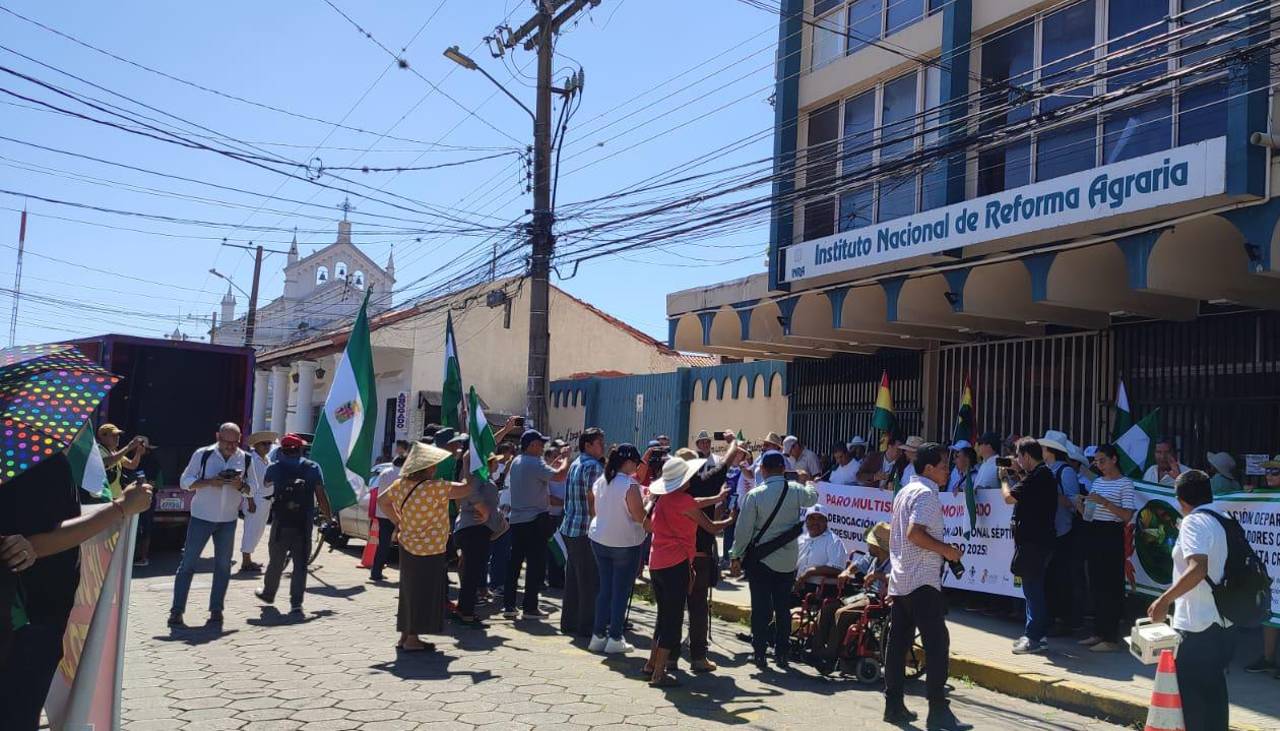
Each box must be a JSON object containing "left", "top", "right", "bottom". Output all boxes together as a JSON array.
[
  {"left": 1147, "top": 470, "right": 1231, "bottom": 731},
  {"left": 973, "top": 432, "right": 1003, "bottom": 491},
  {"left": 170, "top": 423, "right": 257, "bottom": 629},
  {"left": 1142, "top": 437, "right": 1185, "bottom": 486},
  {"left": 795, "top": 506, "right": 848, "bottom": 595},
  {"left": 828, "top": 443, "right": 860, "bottom": 485},
  {"left": 238, "top": 431, "right": 277, "bottom": 575},
  {"left": 369, "top": 454, "right": 403, "bottom": 582},
  {"left": 784, "top": 436, "right": 822, "bottom": 477}
]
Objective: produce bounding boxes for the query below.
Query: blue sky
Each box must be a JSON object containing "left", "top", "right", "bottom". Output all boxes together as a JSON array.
[{"left": 0, "top": 0, "right": 775, "bottom": 346}]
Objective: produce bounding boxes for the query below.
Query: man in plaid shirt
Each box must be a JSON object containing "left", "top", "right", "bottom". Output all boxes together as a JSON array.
[{"left": 559, "top": 427, "right": 605, "bottom": 637}]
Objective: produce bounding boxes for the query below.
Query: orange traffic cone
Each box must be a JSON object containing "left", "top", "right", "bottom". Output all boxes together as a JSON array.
[
  {"left": 358, "top": 504, "right": 379, "bottom": 569},
  {"left": 1144, "top": 649, "right": 1185, "bottom": 731}
]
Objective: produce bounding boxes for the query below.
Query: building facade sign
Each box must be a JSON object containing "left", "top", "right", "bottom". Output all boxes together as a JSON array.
[{"left": 783, "top": 136, "right": 1227, "bottom": 283}]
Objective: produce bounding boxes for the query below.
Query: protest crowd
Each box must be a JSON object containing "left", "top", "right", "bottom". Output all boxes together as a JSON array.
[{"left": 1, "top": 358, "right": 1276, "bottom": 731}]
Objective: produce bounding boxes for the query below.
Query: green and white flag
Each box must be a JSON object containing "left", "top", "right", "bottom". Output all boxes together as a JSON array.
[
  {"left": 441, "top": 312, "right": 463, "bottom": 430},
  {"left": 467, "top": 386, "right": 496, "bottom": 480},
  {"left": 67, "top": 421, "right": 109, "bottom": 498},
  {"left": 548, "top": 531, "right": 567, "bottom": 568},
  {"left": 311, "top": 290, "right": 377, "bottom": 512},
  {"left": 1112, "top": 379, "right": 1133, "bottom": 441},
  {"left": 1116, "top": 408, "right": 1160, "bottom": 478}
]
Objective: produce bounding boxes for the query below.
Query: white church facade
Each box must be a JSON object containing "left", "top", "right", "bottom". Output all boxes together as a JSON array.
[{"left": 213, "top": 217, "right": 395, "bottom": 348}]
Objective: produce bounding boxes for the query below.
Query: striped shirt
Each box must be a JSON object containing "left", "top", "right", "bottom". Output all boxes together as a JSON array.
[
  {"left": 888, "top": 476, "right": 945, "bottom": 596},
  {"left": 561, "top": 453, "right": 603, "bottom": 538},
  {"left": 1088, "top": 476, "right": 1136, "bottom": 523}
]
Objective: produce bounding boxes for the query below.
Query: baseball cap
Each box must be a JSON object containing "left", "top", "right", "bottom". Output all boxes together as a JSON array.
[
  {"left": 805, "top": 505, "right": 827, "bottom": 519},
  {"left": 433, "top": 427, "right": 456, "bottom": 446},
  {"left": 761, "top": 450, "right": 787, "bottom": 470},
  {"left": 783, "top": 436, "right": 799, "bottom": 451},
  {"left": 280, "top": 433, "right": 307, "bottom": 450},
  {"left": 97, "top": 423, "right": 123, "bottom": 439},
  {"left": 950, "top": 439, "right": 973, "bottom": 451},
  {"left": 615, "top": 443, "right": 642, "bottom": 463},
  {"left": 520, "top": 429, "right": 547, "bottom": 450}
]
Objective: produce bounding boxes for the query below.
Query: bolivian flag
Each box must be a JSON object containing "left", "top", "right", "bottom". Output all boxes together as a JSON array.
[
  {"left": 952, "top": 376, "right": 976, "bottom": 445},
  {"left": 871, "top": 371, "right": 896, "bottom": 450}
]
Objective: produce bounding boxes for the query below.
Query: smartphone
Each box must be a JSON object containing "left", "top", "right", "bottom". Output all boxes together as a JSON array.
[
  {"left": 715, "top": 431, "right": 733, "bottom": 441},
  {"left": 995, "top": 456, "right": 1013, "bottom": 468},
  {"left": 784, "top": 470, "right": 799, "bottom": 481},
  {"left": 513, "top": 416, "right": 526, "bottom": 429}
]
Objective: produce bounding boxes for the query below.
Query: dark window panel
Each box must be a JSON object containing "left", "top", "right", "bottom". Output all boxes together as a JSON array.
[
  {"left": 1178, "top": 79, "right": 1227, "bottom": 145},
  {"left": 1104, "top": 97, "right": 1172, "bottom": 163}
]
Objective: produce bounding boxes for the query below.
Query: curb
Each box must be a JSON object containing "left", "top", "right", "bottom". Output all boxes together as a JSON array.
[{"left": 636, "top": 581, "right": 1263, "bottom": 731}]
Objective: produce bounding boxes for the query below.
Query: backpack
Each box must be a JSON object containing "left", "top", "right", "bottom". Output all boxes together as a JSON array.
[
  {"left": 1196, "top": 509, "right": 1273, "bottom": 627},
  {"left": 268, "top": 462, "right": 315, "bottom": 527}
]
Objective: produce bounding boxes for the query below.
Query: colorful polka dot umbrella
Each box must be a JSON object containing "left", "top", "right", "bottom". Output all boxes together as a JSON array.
[{"left": 0, "top": 343, "right": 119, "bottom": 487}]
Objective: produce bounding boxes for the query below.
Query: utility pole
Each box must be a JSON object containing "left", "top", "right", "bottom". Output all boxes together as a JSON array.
[
  {"left": 9, "top": 208, "right": 27, "bottom": 346},
  {"left": 244, "top": 244, "right": 263, "bottom": 347},
  {"left": 504, "top": 0, "right": 597, "bottom": 431}
]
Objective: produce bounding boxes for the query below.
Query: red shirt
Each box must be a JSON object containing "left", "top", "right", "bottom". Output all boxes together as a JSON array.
[{"left": 649, "top": 489, "right": 697, "bottom": 570}]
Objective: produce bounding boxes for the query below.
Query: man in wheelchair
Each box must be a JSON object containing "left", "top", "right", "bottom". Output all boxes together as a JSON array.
[{"left": 810, "top": 521, "right": 892, "bottom": 673}]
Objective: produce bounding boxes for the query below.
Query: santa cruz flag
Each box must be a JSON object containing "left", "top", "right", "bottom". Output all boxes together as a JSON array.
[
  {"left": 441, "top": 312, "right": 464, "bottom": 429},
  {"left": 311, "top": 289, "right": 377, "bottom": 511}
]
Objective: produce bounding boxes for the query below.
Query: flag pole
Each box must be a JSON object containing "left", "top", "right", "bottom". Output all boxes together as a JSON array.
[{"left": 9, "top": 207, "right": 27, "bottom": 346}]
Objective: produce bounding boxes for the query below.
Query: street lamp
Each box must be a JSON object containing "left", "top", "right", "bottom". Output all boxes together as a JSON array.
[
  {"left": 442, "top": 45, "right": 535, "bottom": 119},
  {"left": 208, "top": 267, "right": 248, "bottom": 298}
]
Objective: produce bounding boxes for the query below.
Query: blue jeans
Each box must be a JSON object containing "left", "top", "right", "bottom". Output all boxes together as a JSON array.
[
  {"left": 591, "top": 540, "right": 642, "bottom": 640},
  {"left": 171, "top": 517, "right": 236, "bottom": 615},
  {"left": 489, "top": 529, "right": 512, "bottom": 590},
  {"left": 1022, "top": 572, "right": 1049, "bottom": 642}
]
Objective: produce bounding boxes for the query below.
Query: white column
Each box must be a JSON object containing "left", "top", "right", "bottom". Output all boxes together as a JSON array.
[
  {"left": 251, "top": 370, "right": 270, "bottom": 431},
  {"left": 288, "top": 360, "right": 320, "bottom": 434},
  {"left": 270, "top": 365, "right": 291, "bottom": 433}
]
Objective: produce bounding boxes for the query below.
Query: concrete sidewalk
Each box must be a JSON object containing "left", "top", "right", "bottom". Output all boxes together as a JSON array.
[{"left": 688, "top": 574, "right": 1276, "bottom": 730}]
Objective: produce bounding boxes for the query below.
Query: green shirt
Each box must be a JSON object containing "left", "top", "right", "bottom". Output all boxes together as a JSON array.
[{"left": 730, "top": 476, "right": 819, "bottom": 573}]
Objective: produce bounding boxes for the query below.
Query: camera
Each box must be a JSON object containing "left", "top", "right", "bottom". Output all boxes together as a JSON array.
[
  {"left": 512, "top": 415, "right": 526, "bottom": 429},
  {"left": 995, "top": 456, "right": 1013, "bottom": 468},
  {"left": 217, "top": 468, "right": 242, "bottom": 481},
  {"left": 783, "top": 470, "right": 799, "bottom": 482}
]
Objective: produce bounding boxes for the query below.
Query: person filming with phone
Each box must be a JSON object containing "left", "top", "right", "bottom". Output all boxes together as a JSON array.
[
  {"left": 169, "top": 422, "right": 257, "bottom": 629},
  {"left": 883, "top": 442, "right": 971, "bottom": 731}
]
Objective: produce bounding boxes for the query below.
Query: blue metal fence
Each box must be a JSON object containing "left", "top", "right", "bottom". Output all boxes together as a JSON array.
[{"left": 551, "top": 361, "right": 789, "bottom": 449}]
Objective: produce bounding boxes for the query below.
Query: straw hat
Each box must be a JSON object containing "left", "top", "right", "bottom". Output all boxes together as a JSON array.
[
  {"left": 648, "top": 456, "right": 708, "bottom": 495},
  {"left": 864, "top": 522, "right": 890, "bottom": 553},
  {"left": 762, "top": 432, "right": 784, "bottom": 449},
  {"left": 402, "top": 441, "right": 453, "bottom": 475},
  {"left": 1206, "top": 451, "right": 1236, "bottom": 476},
  {"left": 247, "top": 430, "right": 278, "bottom": 447},
  {"left": 904, "top": 435, "right": 925, "bottom": 452},
  {"left": 1262, "top": 455, "right": 1280, "bottom": 469}
]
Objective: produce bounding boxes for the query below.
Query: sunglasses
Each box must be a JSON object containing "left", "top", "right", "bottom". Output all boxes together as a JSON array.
[{"left": 1267, "top": 468, "right": 1280, "bottom": 476}]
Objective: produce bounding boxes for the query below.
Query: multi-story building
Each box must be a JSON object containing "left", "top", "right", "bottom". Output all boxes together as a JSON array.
[{"left": 669, "top": 0, "right": 1280, "bottom": 461}]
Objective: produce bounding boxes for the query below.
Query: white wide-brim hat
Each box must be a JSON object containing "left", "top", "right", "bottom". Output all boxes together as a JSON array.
[
  {"left": 1039, "top": 430, "right": 1071, "bottom": 455},
  {"left": 648, "top": 456, "right": 708, "bottom": 495},
  {"left": 1207, "top": 451, "right": 1236, "bottom": 475}
]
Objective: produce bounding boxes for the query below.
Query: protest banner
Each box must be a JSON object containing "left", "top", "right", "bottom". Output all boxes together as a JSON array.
[
  {"left": 817, "top": 482, "right": 1021, "bottom": 598},
  {"left": 45, "top": 505, "right": 137, "bottom": 731},
  {"left": 1130, "top": 481, "right": 1280, "bottom": 625}
]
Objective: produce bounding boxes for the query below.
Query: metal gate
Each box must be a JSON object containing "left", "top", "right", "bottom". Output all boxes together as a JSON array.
[
  {"left": 589, "top": 372, "right": 686, "bottom": 448},
  {"left": 936, "top": 332, "right": 1109, "bottom": 448},
  {"left": 789, "top": 350, "right": 924, "bottom": 452},
  {"left": 1112, "top": 309, "right": 1280, "bottom": 464}
]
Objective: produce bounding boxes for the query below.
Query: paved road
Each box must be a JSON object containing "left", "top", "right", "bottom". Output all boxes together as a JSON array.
[{"left": 120, "top": 542, "right": 1129, "bottom": 730}]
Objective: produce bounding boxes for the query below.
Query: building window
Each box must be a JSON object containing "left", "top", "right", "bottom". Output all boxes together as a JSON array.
[
  {"left": 335, "top": 261, "right": 348, "bottom": 280},
  {"left": 811, "top": 0, "right": 845, "bottom": 70},
  {"left": 315, "top": 265, "right": 329, "bottom": 285},
  {"left": 352, "top": 271, "right": 365, "bottom": 289},
  {"left": 803, "top": 0, "right": 935, "bottom": 60},
  {"left": 975, "top": 0, "right": 1228, "bottom": 196},
  {"left": 802, "top": 102, "right": 840, "bottom": 240},
  {"left": 800, "top": 65, "right": 946, "bottom": 240}
]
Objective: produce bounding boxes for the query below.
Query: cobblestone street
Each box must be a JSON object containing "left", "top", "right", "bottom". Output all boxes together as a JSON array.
[{"left": 116, "top": 539, "right": 1129, "bottom": 731}]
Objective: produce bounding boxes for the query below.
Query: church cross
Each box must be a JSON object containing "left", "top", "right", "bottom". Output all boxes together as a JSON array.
[{"left": 338, "top": 196, "right": 356, "bottom": 221}]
